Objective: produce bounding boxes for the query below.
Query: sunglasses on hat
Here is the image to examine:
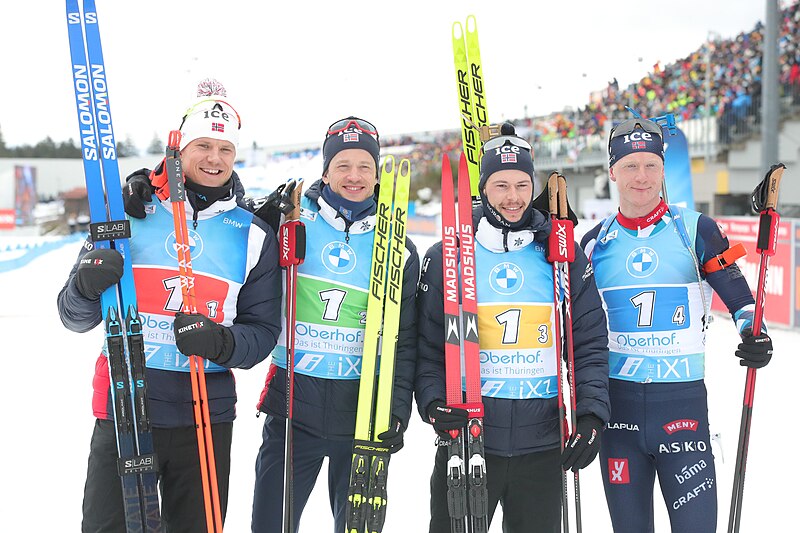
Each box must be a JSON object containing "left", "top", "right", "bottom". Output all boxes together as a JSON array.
[
  {"left": 481, "top": 135, "right": 532, "bottom": 154},
  {"left": 326, "top": 117, "right": 379, "bottom": 140},
  {"left": 609, "top": 118, "right": 663, "bottom": 142},
  {"left": 181, "top": 98, "right": 242, "bottom": 130}
]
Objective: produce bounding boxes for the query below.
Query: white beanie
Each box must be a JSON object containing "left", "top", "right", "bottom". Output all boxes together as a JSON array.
[{"left": 179, "top": 78, "right": 241, "bottom": 150}]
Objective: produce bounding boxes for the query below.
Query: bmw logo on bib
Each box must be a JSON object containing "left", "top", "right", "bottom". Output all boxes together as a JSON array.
[
  {"left": 322, "top": 241, "right": 357, "bottom": 275},
  {"left": 166, "top": 229, "right": 203, "bottom": 261},
  {"left": 490, "top": 262, "right": 524, "bottom": 295},
  {"left": 626, "top": 246, "right": 658, "bottom": 278}
]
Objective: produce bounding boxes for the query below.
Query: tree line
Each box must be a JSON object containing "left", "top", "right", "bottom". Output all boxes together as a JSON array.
[{"left": 0, "top": 126, "right": 166, "bottom": 158}]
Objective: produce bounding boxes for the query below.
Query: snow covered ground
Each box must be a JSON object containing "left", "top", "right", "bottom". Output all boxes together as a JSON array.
[{"left": 1, "top": 236, "right": 796, "bottom": 532}]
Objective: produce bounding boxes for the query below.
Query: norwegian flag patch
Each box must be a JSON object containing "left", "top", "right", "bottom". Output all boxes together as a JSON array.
[
  {"left": 632, "top": 141, "right": 646, "bottom": 149},
  {"left": 212, "top": 123, "right": 225, "bottom": 132},
  {"left": 343, "top": 132, "right": 359, "bottom": 142},
  {"left": 501, "top": 153, "right": 517, "bottom": 163}
]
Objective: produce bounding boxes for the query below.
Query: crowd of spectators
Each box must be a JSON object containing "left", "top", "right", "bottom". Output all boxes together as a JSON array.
[{"left": 258, "top": 1, "right": 800, "bottom": 182}]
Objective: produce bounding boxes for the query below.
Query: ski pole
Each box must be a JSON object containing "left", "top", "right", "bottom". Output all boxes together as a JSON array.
[
  {"left": 164, "top": 130, "right": 224, "bottom": 532},
  {"left": 546, "top": 172, "right": 572, "bottom": 533},
  {"left": 279, "top": 180, "right": 305, "bottom": 533},
  {"left": 727, "top": 163, "right": 785, "bottom": 533}
]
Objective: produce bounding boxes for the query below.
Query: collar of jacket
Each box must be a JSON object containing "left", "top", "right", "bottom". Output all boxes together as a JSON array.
[
  {"left": 474, "top": 207, "right": 551, "bottom": 253},
  {"left": 316, "top": 194, "right": 376, "bottom": 234},
  {"left": 159, "top": 194, "right": 239, "bottom": 220}
]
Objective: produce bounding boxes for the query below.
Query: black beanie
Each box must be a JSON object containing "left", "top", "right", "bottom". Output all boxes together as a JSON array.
[
  {"left": 608, "top": 118, "right": 665, "bottom": 167},
  {"left": 478, "top": 122, "right": 535, "bottom": 191},
  {"left": 478, "top": 123, "right": 536, "bottom": 230},
  {"left": 322, "top": 116, "right": 380, "bottom": 175}
]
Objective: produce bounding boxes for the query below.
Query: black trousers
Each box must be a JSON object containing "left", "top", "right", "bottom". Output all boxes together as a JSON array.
[
  {"left": 429, "top": 445, "right": 562, "bottom": 533},
  {"left": 82, "top": 418, "right": 232, "bottom": 533},
  {"left": 251, "top": 414, "right": 353, "bottom": 533}
]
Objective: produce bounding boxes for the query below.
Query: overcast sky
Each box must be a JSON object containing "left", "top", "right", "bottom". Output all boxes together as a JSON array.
[{"left": 2, "top": 0, "right": 773, "bottom": 151}]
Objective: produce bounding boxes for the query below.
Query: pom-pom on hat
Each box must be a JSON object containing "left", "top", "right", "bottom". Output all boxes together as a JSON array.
[
  {"left": 478, "top": 122, "right": 535, "bottom": 191},
  {"left": 179, "top": 78, "right": 241, "bottom": 150}
]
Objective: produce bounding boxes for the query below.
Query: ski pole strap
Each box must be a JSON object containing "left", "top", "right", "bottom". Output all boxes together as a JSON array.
[
  {"left": 703, "top": 242, "right": 747, "bottom": 274},
  {"left": 352, "top": 440, "right": 391, "bottom": 456},
  {"left": 279, "top": 220, "right": 306, "bottom": 267},
  {"left": 756, "top": 210, "right": 780, "bottom": 256},
  {"left": 453, "top": 402, "right": 485, "bottom": 418}
]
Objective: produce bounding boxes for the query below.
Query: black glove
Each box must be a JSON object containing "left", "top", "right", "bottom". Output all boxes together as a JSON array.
[
  {"left": 173, "top": 312, "right": 235, "bottom": 365},
  {"left": 376, "top": 416, "right": 405, "bottom": 454},
  {"left": 75, "top": 248, "right": 124, "bottom": 300},
  {"left": 251, "top": 181, "right": 298, "bottom": 234},
  {"left": 426, "top": 400, "right": 469, "bottom": 440},
  {"left": 561, "top": 415, "right": 603, "bottom": 472},
  {"left": 735, "top": 329, "right": 773, "bottom": 369},
  {"left": 123, "top": 169, "right": 155, "bottom": 219}
]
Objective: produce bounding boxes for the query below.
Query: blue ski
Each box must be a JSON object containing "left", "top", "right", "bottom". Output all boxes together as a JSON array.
[{"left": 66, "top": 0, "right": 162, "bottom": 530}]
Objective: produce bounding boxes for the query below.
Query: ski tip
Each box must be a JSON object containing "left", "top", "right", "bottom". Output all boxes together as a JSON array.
[
  {"left": 452, "top": 20, "right": 464, "bottom": 39},
  {"left": 381, "top": 155, "right": 396, "bottom": 176},
  {"left": 466, "top": 14, "right": 478, "bottom": 33},
  {"left": 398, "top": 158, "right": 411, "bottom": 179}
]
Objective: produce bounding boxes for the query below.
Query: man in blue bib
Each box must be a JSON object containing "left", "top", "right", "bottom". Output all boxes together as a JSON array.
[
  {"left": 251, "top": 117, "right": 420, "bottom": 533},
  {"left": 581, "top": 117, "right": 773, "bottom": 532},
  {"left": 416, "top": 123, "right": 611, "bottom": 533}
]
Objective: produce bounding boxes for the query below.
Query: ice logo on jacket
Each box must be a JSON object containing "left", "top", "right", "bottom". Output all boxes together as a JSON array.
[
  {"left": 626, "top": 246, "right": 658, "bottom": 278},
  {"left": 489, "top": 262, "right": 524, "bottom": 295},
  {"left": 322, "top": 241, "right": 357, "bottom": 275},
  {"left": 166, "top": 229, "right": 204, "bottom": 261}
]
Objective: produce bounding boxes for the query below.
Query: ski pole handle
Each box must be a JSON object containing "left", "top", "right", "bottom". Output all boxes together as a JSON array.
[
  {"left": 547, "top": 172, "right": 559, "bottom": 216},
  {"left": 165, "top": 130, "right": 184, "bottom": 203},
  {"left": 279, "top": 179, "right": 305, "bottom": 268},
  {"left": 547, "top": 172, "right": 575, "bottom": 264},
  {"left": 756, "top": 165, "right": 784, "bottom": 256}
]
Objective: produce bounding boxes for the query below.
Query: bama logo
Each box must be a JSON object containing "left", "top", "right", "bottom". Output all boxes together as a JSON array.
[
  {"left": 321, "top": 241, "right": 357, "bottom": 275},
  {"left": 489, "top": 262, "right": 524, "bottom": 295},
  {"left": 663, "top": 419, "right": 699, "bottom": 435},
  {"left": 626, "top": 246, "right": 658, "bottom": 278},
  {"left": 608, "top": 458, "right": 630, "bottom": 484},
  {"left": 166, "top": 229, "right": 203, "bottom": 261}
]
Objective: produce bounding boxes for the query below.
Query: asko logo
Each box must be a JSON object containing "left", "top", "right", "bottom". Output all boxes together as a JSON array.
[{"left": 608, "top": 458, "right": 630, "bottom": 484}]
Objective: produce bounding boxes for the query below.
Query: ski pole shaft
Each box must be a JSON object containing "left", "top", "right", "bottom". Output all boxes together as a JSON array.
[
  {"left": 165, "top": 131, "right": 223, "bottom": 532},
  {"left": 728, "top": 164, "right": 784, "bottom": 533},
  {"left": 546, "top": 172, "right": 570, "bottom": 533},
  {"left": 280, "top": 179, "right": 304, "bottom": 533}
]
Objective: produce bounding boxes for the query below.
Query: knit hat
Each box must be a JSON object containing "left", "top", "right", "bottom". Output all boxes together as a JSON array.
[
  {"left": 608, "top": 118, "right": 664, "bottom": 167},
  {"left": 478, "top": 123, "right": 536, "bottom": 230},
  {"left": 322, "top": 116, "right": 380, "bottom": 175},
  {"left": 179, "top": 78, "right": 241, "bottom": 150},
  {"left": 478, "top": 122, "right": 535, "bottom": 191}
]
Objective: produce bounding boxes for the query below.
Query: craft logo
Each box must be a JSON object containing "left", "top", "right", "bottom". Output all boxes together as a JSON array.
[
  {"left": 322, "top": 241, "right": 356, "bottom": 275},
  {"left": 626, "top": 246, "right": 658, "bottom": 278},
  {"left": 489, "top": 262, "right": 524, "bottom": 295}
]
